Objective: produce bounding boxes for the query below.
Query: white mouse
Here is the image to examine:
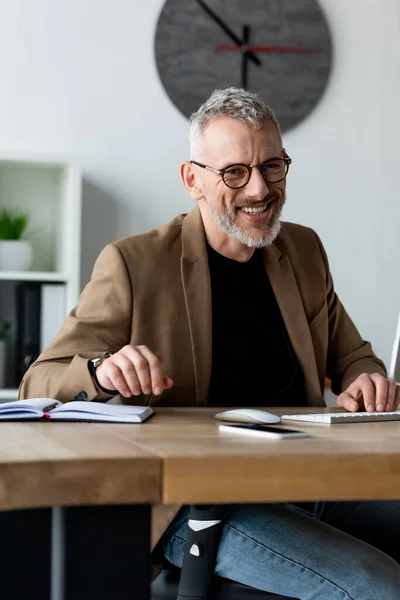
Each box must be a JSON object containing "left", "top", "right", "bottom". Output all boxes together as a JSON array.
[{"left": 215, "top": 408, "right": 281, "bottom": 425}]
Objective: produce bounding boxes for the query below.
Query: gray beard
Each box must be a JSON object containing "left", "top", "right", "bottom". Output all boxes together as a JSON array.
[{"left": 208, "top": 202, "right": 283, "bottom": 248}]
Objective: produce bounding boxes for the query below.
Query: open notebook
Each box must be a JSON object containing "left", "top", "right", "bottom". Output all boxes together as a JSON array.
[{"left": 0, "top": 398, "right": 153, "bottom": 423}]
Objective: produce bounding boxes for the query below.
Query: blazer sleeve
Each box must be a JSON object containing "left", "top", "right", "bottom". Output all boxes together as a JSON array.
[
  {"left": 314, "top": 232, "right": 387, "bottom": 394},
  {"left": 19, "top": 243, "right": 133, "bottom": 402}
]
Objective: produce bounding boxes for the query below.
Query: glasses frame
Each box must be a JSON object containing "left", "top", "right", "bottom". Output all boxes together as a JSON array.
[{"left": 190, "top": 153, "right": 292, "bottom": 189}]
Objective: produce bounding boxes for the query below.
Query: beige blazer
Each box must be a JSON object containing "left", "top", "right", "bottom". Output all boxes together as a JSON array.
[{"left": 19, "top": 206, "right": 386, "bottom": 549}]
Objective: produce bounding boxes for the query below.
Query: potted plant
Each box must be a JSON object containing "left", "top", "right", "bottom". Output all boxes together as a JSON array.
[
  {"left": 0, "top": 320, "right": 11, "bottom": 388},
  {"left": 0, "top": 209, "right": 32, "bottom": 271}
]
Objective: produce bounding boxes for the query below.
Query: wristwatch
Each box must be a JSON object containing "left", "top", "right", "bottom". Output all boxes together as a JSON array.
[{"left": 88, "top": 353, "right": 117, "bottom": 395}]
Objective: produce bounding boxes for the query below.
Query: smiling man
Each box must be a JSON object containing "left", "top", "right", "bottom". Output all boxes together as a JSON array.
[{"left": 20, "top": 88, "right": 400, "bottom": 598}]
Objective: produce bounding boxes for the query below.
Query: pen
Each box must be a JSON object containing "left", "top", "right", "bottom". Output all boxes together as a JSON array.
[{"left": 43, "top": 402, "right": 59, "bottom": 413}]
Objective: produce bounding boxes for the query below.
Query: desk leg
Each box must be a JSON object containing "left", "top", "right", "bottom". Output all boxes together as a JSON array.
[
  {"left": 0, "top": 508, "right": 52, "bottom": 600},
  {"left": 64, "top": 504, "right": 151, "bottom": 600}
]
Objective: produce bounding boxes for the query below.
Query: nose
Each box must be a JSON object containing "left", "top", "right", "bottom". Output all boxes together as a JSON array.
[{"left": 244, "top": 166, "right": 269, "bottom": 200}]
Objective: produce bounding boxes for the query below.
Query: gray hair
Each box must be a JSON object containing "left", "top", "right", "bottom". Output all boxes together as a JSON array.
[{"left": 189, "top": 87, "right": 280, "bottom": 156}]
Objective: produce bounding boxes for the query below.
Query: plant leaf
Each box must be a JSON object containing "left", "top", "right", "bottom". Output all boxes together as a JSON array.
[{"left": 0, "top": 209, "right": 29, "bottom": 240}]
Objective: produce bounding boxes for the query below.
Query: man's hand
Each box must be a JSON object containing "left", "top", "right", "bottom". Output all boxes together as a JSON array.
[
  {"left": 96, "top": 345, "right": 174, "bottom": 398},
  {"left": 337, "top": 373, "right": 400, "bottom": 413}
]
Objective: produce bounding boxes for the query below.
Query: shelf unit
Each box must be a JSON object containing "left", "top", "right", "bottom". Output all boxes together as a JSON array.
[
  {"left": 0, "top": 155, "right": 81, "bottom": 400},
  {"left": 0, "top": 271, "right": 69, "bottom": 282},
  {"left": 0, "top": 388, "right": 18, "bottom": 401}
]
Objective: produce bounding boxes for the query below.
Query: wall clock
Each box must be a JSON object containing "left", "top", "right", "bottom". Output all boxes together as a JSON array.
[{"left": 155, "top": 0, "right": 333, "bottom": 132}]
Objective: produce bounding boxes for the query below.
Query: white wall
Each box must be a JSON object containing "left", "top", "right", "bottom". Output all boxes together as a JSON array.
[{"left": 0, "top": 0, "right": 399, "bottom": 367}]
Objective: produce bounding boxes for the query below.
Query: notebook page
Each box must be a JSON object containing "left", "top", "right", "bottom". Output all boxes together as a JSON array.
[
  {"left": 50, "top": 401, "right": 153, "bottom": 422},
  {"left": 0, "top": 398, "right": 61, "bottom": 414}
]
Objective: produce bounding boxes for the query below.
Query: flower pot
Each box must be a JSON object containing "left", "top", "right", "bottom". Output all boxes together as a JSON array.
[
  {"left": 0, "top": 240, "right": 33, "bottom": 271},
  {"left": 0, "top": 340, "right": 6, "bottom": 388}
]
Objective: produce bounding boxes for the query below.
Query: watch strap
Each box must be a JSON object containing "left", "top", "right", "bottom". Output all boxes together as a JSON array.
[{"left": 88, "top": 354, "right": 118, "bottom": 396}]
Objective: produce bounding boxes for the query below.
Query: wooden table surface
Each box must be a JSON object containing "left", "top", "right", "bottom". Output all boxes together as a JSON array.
[
  {"left": 2, "top": 407, "right": 400, "bottom": 511},
  {"left": 110, "top": 407, "right": 400, "bottom": 504},
  {"left": 0, "top": 422, "right": 161, "bottom": 510}
]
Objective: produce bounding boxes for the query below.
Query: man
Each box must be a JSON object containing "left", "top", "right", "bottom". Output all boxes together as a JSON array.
[{"left": 21, "top": 88, "right": 400, "bottom": 598}]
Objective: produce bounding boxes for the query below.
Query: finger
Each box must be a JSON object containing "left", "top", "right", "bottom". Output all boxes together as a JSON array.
[
  {"left": 163, "top": 376, "right": 174, "bottom": 389},
  {"left": 136, "top": 345, "right": 165, "bottom": 395},
  {"left": 370, "top": 374, "right": 388, "bottom": 412},
  {"left": 353, "top": 374, "right": 376, "bottom": 412},
  {"left": 395, "top": 385, "right": 400, "bottom": 411},
  {"left": 336, "top": 392, "right": 360, "bottom": 412},
  {"left": 125, "top": 347, "right": 152, "bottom": 395},
  {"left": 384, "top": 377, "right": 396, "bottom": 412},
  {"left": 112, "top": 355, "right": 142, "bottom": 396},
  {"left": 101, "top": 362, "right": 131, "bottom": 398}
]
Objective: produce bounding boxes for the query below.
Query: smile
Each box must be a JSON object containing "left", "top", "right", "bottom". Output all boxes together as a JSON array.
[{"left": 238, "top": 203, "right": 270, "bottom": 215}]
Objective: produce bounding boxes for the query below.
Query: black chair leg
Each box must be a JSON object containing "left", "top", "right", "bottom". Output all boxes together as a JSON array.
[{"left": 177, "top": 505, "right": 228, "bottom": 600}]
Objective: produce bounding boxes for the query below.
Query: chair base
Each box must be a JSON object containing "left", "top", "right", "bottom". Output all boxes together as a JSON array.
[{"left": 151, "top": 566, "right": 297, "bottom": 600}]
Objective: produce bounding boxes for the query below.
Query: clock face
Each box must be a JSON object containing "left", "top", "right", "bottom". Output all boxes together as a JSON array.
[{"left": 155, "top": 0, "right": 333, "bottom": 132}]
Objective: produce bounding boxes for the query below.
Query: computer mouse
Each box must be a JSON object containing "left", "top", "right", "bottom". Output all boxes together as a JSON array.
[{"left": 215, "top": 408, "right": 281, "bottom": 425}]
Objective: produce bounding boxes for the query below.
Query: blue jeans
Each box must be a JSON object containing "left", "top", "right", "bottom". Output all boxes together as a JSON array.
[{"left": 162, "top": 501, "right": 400, "bottom": 599}]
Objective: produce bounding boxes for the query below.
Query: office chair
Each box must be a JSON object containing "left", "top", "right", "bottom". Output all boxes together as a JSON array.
[{"left": 151, "top": 505, "right": 297, "bottom": 600}]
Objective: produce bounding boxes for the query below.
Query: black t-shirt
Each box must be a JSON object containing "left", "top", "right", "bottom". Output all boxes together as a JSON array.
[{"left": 207, "top": 243, "right": 307, "bottom": 407}]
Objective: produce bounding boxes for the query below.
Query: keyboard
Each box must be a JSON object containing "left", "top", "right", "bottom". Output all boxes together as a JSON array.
[{"left": 280, "top": 411, "right": 400, "bottom": 424}]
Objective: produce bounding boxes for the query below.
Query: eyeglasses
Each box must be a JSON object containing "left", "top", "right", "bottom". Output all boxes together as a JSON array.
[{"left": 190, "top": 153, "right": 292, "bottom": 189}]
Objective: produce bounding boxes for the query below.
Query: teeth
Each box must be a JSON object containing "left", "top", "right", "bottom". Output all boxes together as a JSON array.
[{"left": 241, "top": 205, "right": 267, "bottom": 214}]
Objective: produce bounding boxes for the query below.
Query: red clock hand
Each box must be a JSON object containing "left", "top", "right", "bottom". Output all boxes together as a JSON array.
[
  {"left": 215, "top": 44, "right": 317, "bottom": 53},
  {"left": 197, "top": 0, "right": 262, "bottom": 66}
]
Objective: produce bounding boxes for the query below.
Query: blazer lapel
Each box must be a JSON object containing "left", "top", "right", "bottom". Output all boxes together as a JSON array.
[
  {"left": 181, "top": 207, "right": 212, "bottom": 406},
  {"left": 262, "top": 244, "right": 322, "bottom": 407}
]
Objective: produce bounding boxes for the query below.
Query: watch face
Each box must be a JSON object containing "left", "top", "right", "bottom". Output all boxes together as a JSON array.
[{"left": 155, "top": 0, "right": 333, "bottom": 132}]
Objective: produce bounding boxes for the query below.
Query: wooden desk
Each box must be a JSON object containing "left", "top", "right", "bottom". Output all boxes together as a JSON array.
[
  {"left": 0, "top": 422, "right": 161, "bottom": 600},
  {"left": 0, "top": 421, "right": 161, "bottom": 510},
  {"left": 2, "top": 408, "right": 400, "bottom": 600},
  {"left": 111, "top": 407, "right": 400, "bottom": 504}
]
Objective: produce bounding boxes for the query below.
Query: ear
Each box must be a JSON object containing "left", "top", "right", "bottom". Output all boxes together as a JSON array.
[{"left": 180, "top": 161, "right": 204, "bottom": 201}]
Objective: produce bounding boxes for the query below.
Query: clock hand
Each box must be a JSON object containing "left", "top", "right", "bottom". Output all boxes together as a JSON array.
[
  {"left": 196, "top": 0, "right": 262, "bottom": 66},
  {"left": 241, "top": 25, "right": 250, "bottom": 89},
  {"left": 215, "top": 44, "right": 317, "bottom": 53}
]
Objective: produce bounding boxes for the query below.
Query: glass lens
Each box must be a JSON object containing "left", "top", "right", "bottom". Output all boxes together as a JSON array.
[
  {"left": 260, "top": 159, "right": 287, "bottom": 182},
  {"left": 222, "top": 164, "right": 250, "bottom": 188}
]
